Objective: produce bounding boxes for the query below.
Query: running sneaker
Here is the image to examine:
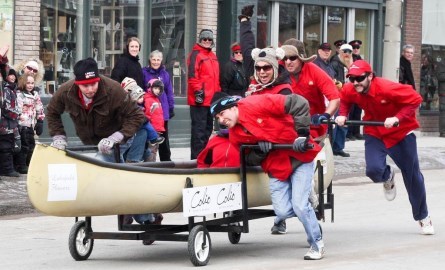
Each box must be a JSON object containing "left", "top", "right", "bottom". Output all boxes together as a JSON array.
[
  {"left": 271, "top": 220, "right": 287, "bottom": 234},
  {"left": 383, "top": 167, "right": 396, "bottom": 201},
  {"left": 419, "top": 216, "right": 435, "bottom": 235}
]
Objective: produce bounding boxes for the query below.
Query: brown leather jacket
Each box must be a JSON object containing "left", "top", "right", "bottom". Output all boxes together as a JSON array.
[{"left": 47, "top": 75, "right": 145, "bottom": 145}]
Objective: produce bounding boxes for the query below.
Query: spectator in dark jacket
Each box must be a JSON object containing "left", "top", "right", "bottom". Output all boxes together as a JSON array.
[
  {"left": 399, "top": 44, "right": 416, "bottom": 90},
  {"left": 220, "top": 42, "right": 249, "bottom": 97},
  {"left": 111, "top": 37, "right": 147, "bottom": 163}
]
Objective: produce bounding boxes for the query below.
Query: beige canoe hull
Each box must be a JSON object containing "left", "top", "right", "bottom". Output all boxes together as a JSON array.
[{"left": 27, "top": 142, "right": 333, "bottom": 218}]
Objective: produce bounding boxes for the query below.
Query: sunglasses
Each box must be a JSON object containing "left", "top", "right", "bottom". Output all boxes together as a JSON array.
[
  {"left": 234, "top": 51, "right": 242, "bottom": 55},
  {"left": 26, "top": 66, "right": 38, "bottom": 73},
  {"left": 352, "top": 46, "right": 360, "bottom": 49},
  {"left": 342, "top": 49, "right": 352, "bottom": 54},
  {"left": 349, "top": 74, "right": 368, "bottom": 83},
  {"left": 202, "top": 38, "right": 213, "bottom": 42},
  {"left": 254, "top": 65, "right": 273, "bottom": 72},
  {"left": 283, "top": 55, "right": 298, "bottom": 62}
]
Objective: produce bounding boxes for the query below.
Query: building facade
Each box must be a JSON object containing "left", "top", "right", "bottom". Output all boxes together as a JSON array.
[{"left": 0, "top": 0, "right": 442, "bottom": 135}]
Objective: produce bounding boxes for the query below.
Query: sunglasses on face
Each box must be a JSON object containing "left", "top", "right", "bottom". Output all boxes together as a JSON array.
[
  {"left": 352, "top": 46, "right": 360, "bottom": 50},
  {"left": 202, "top": 38, "right": 213, "bottom": 42},
  {"left": 349, "top": 74, "right": 368, "bottom": 83},
  {"left": 26, "top": 66, "right": 38, "bottom": 73},
  {"left": 254, "top": 65, "right": 273, "bottom": 72},
  {"left": 283, "top": 55, "right": 298, "bottom": 62},
  {"left": 342, "top": 49, "right": 352, "bottom": 54},
  {"left": 234, "top": 51, "right": 242, "bottom": 55}
]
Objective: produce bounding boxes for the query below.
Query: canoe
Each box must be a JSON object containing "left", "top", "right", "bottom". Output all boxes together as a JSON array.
[{"left": 27, "top": 140, "right": 334, "bottom": 217}]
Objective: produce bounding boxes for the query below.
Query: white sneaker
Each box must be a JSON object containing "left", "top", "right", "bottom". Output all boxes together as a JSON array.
[
  {"left": 383, "top": 167, "right": 396, "bottom": 201},
  {"left": 419, "top": 216, "right": 435, "bottom": 235},
  {"left": 304, "top": 246, "right": 325, "bottom": 260}
]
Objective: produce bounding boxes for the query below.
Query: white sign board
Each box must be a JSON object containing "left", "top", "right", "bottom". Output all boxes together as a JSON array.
[
  {"left": 182, "top": 182, "right": 242, "bottom": 217},
  {"left": 47, "top": 164, "right": 78, "bottom": 201}
]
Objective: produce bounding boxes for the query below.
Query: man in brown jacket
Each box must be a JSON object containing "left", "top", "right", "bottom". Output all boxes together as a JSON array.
[{"left": 46, "top": 57, "right": 145, "bottom": 162}]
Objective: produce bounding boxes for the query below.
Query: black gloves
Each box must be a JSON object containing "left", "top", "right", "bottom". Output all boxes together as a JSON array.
[
  {"left": 34, "top": 120, "right": 44, "bottom": 136},
  {"left": 311, "top": 113, "right": 330, "bottom": 126},
  {"left": 169, "top": 109, "right": 175, "bottom": 119},
  {"left": 258, "top": 141, "right": 272, "bottom": 154},
  {"left": 14, "top": 136, "right": 21, "bottom": 153},
  {"left": 238, "top": 5, "right": 254, "bottom": 22},
  {"left": 194, "top": 90, "right": 204, "bottom": 104}
]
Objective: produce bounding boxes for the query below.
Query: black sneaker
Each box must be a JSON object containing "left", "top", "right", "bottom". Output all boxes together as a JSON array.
[
  {"left": 333, "top": 150, "right": 350, "bottom": 157},
  {"left": 1, "top": 171, "right": 20, "bottom": 177},
  {"left": 149, "top": 136, "right": 165, "bottom": 146},
  {"left": 271, "top": 220, "right": 287, "bottom": 234}
]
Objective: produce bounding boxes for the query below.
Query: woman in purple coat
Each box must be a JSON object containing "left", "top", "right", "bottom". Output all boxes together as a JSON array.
[{"left": 142, "top": 50, "right": 175, "bottom": 161}]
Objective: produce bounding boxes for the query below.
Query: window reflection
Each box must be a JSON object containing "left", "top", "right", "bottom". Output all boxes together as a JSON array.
[
  {"left": 256, "top": 0, "right": 269, "bottom": 49},
  {"left": 279, "top": 3, "right": 299, "bottom": 45},
  {"left": 327, "top": 7, "right": 346, "bottom": 58},
  {"left": 420, "top": 45, "right": 445, "bottom": 111},
  {"left": 354, "top": 9, "right": 370, "bottom": 60},
  {"left": 303, "top": 5, "right": 322, "bottom": 56}
]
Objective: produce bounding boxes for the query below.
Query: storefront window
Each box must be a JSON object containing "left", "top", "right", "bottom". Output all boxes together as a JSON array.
[
  {"left": 327, "top": 7, "right": 346, "bottom": 56},
  {"left": 354, "top": 9, "right": 371, "bottom": 60},
  {"left": 151, "top": 0, "right": 186, "bottom": 96},
  {"left": 420, "top": 45, "right": 445, "bottom": 111},
  {"left": 256, "top": 0, "right": 269, "bottom": 49},
  {"left": 278, "top": 3, "right": 299, "bottom": 46},
  {"left": 0, "top": 1, "right": 14, "bottom": 61},
  {"left": 303, "top": 5, "right": 322, "bottom": 56}
]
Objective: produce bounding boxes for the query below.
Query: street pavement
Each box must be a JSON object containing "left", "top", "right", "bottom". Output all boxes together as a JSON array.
[{"left": 0, "top": 134, "right": 444, "bottom": 269}]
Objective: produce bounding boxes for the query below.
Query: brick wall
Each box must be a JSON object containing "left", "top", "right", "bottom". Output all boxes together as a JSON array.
[
  {"left": 197, "top": 0, "right": 218, "bottom": 51},
  {"left": 403, "top": 0, "right": 438, "bottom": 133},
  {"left": 13, "top": 0, "right": 41, "bottom": 64}
]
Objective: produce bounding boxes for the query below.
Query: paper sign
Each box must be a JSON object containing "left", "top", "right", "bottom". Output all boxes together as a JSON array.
[
  {"left": 182, "top": 182, "right": 242, "bottom": 217},
  {"left": 47, "top": 164, "right": 78, "bottom": 201}
]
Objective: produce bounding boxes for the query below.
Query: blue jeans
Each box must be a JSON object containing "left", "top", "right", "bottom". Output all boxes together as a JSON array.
[
  {"left": 332, "top": 111, "right": 348, "bottom": 152},
  {"left": 125, "top": 129, "right": 148, "bottom": 162},
  {"left": 142, "top": 122, "right": 159, "bottom": 142},
  {"left": 133, "top": 213, "right": 155, "bottom": 224},
  {"left": 269, "top": 162, "right": 322, "bottom": 249},
  {"left": 94, "top": 136, "right": 134, "bottom": 163}
]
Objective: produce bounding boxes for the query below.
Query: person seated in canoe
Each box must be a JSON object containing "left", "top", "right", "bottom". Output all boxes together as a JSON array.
[
  {"left": 197, "top": 120, "right": 240, "bottom": 168},
  {"left": 46, "top": 57, "right": 146, "bottom": 162},
  {"left": 210, "top": 92, "right": 326, "bottom": 260}
]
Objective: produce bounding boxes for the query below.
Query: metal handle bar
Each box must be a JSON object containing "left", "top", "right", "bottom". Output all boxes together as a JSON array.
[{"left": 320, "top": 119, "right": 399, "bottom": 127}]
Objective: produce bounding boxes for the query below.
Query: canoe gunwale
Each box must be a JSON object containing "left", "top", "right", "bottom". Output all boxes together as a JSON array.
[{"left": 65, "top": 148, "right": 264, "bottom": 175}]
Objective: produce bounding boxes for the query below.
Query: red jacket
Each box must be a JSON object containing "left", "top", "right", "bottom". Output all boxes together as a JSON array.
[
  {"left": 290, "top": 62, "right": 339, "bottom": 138},
  {"left": 197, "top": 135, "right": 240, "bottom": 168},
  {"left": 143, "top": 92, "right": 165, "bottom": 132},
  {"left": 187, "top": 44, "right": 221, "bottom": 106},
  {"left": 229, "top": 94, "right": 321, "bottom": 180},
  {"left": 339, "top": 77, "right": 422, "bottom": 148}
]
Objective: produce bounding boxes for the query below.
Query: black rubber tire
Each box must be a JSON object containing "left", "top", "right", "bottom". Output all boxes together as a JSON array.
[
  {"left": 187, "top": 225, "right": 211, "bottom": 266},
  {"left": 228, "top": 231, "right": 241, "bottom": 244},
  {"left": 68, "top": 220, "right": 94, "bottom": 261}
]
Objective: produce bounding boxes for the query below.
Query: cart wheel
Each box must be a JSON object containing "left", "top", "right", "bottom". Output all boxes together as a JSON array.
[
  {"left": 188, "top": 225, "right": 211, "bottom": 266},
  {"left": 228, "top": 231, "right": 241, "bottom": 244},
  {"left": 68, "top": 220, "right": 94, "bottom": 261}
]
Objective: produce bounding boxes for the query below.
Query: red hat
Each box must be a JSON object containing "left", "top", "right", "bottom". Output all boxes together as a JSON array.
[
  {"left": 346, "top": 60, "right": 372, "bottom": 77},
  {"left": 231, "top": 43, "right": 241, "bottom": 52}
]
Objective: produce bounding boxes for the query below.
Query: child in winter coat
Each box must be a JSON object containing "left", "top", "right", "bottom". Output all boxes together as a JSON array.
[
  {"left": 121, "top": 77, "right": 164, "bottom": 163},
  {"left": 15, "top": 75, "right": 45, "bottom": 174},
  {"left": 144, "top": 79, "right": 165, "bottom": 162},
  {"left": 0, "top": 69, "right": 21, "bottom": 177}
]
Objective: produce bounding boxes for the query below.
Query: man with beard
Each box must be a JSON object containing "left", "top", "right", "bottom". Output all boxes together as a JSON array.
[{"left": 335, "top": 60, "right": 434, "bottom": 236}]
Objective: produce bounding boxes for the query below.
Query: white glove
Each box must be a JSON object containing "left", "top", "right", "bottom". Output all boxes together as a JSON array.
[
  {"left": 51, "top": 135, "right": 67, "bottom": 150},
  {"left": 98, "top": 131, "right": 124, "bottom": 155}
]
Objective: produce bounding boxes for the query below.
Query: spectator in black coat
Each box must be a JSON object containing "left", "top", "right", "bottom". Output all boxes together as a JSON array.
[{"left": 220, "top": 42, "right": 249, "bottom": 97}]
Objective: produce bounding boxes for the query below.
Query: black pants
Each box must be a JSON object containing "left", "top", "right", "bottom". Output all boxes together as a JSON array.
[
  {"left": 14, "top": 126, "right": 35, "bottom": 168},
  {"left": 347, "top": 104, "right": 362, "bottom": 137},
  {"left": 0, "top": 133, "right": 15, "bottom": 174},
  {"left": 158, "top": 121, "right": 172, "bottom": 161},
  {"left": 190, "top": 106, "right": 213, "bottom": 160}
]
